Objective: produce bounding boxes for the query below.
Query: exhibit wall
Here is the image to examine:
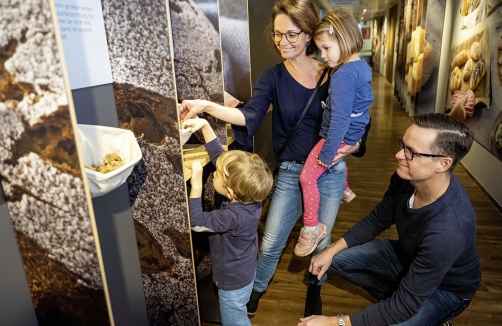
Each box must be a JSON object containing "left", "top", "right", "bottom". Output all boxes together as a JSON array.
[
  {"left": 101, "top": 0, "right": 199, "bottom": 325},
  {"left": 444, "top": 0, "right": 502, "bottom": 161},
  {"left": 0, "top": 1, "right": 112, "bottom": 325}
]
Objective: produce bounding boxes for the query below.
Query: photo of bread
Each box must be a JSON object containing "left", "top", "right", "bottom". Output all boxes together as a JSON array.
[
  {"left": 498, "top": 35, "right": 502, "bottom": 87},
  {"left": 463, "top": 58, "right": 474, "bottom": 81},
  {"left": 446, "top": 23, "right": 490, "bottom": 109},
  {"left": 495, "top": 120, "right": 502, "bottom": 150},
  {"left": 487, "top": 0, "right": 502, "bottom": 16},
  {"left": 451, "top": 49, "right": 469, "bottom": 69},
  {"left": 460, "top": 0, "right": 470, "bottom": 16},
  {"left": 450, "top": 66, "right": 461, "bottom": 92},
  {"left": 470, "top": 58, "right": 486, "bottom": 90},
  {"left": 471, "top": 41, "right": 481, "bottom": 61}
]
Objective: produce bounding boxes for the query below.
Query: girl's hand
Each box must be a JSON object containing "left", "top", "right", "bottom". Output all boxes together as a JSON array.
[{"left": 316, "top": 157, "right": 332, "bottom": 168}]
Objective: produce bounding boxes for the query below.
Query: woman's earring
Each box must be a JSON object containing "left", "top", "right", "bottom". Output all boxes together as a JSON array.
[{"left": 306, "top": 40, "right": 310, "bottom": 47}]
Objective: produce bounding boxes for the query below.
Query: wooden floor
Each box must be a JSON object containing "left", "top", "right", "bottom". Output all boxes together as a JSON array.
[{"left": 203, "top": 73, "right": 502, "bottom": 326}]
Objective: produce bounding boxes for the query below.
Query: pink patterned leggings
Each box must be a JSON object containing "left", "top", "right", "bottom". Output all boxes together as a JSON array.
[{"left": 299, "top": 138, "right": 349, "bottom": 226}]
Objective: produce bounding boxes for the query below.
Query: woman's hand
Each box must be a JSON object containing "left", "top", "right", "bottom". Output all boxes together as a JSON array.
[
  {"left": 179, "top": 100, "right": 209, "bottom": 120},
  {"left": 298, "top": 315, "right": 336, "bottom": 326}
]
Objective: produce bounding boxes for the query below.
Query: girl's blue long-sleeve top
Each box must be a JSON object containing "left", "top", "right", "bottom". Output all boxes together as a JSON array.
[{"left": 318, "top": 59, "right": 373, "bottom": 164}]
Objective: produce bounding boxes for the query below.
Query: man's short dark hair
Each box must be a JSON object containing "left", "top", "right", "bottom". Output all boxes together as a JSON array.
[{"left": 414, "top": 113, "right": 474, "bottom": 171}]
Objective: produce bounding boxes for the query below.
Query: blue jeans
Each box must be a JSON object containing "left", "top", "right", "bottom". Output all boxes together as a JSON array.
[
  {"left": 253, "top": 160, "right": 346, "bottom": 292},
  {"left": 330, "top": 239, "right": 471, "bottom": 325},
  {"left": 218, "top": 280, "right": 254, "bottom": 326}
]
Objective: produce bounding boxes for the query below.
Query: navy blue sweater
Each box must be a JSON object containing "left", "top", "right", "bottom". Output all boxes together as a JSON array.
[{"left": 343, "top": 173, "right": 481, "bottom": 326}]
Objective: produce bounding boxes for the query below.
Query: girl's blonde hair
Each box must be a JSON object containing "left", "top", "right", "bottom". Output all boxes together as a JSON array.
[
  {"left": 315, "top": 8, "right": 363, "bottom": 64},
  {"left": 215, "top": 151, "right": 273, "bottom": 204}
]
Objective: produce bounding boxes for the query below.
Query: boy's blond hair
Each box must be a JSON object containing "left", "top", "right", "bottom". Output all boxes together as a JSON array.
[
  {"left": 215, "top": 151, "right": 273, "bottom": 204},
  {"left": 314, "top": 7, "right": 363, "bottom": 64}
]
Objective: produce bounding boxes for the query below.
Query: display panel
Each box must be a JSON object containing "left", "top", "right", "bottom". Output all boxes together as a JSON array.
[
  {"left": 0, "top": 1, "right": 111, "bottom": 324},
  {"left": 101, "top": 0, "right": 199, "bottom": 324}
]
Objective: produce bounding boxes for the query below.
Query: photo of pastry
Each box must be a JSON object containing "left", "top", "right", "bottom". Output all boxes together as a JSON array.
[{"left": 446, "top": 22, "right": 490, "bottom": 110}]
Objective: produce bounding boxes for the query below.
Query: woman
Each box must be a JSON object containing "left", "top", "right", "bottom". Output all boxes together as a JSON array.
[{"left": 178, "top": 0, "right": 369, "bottom": 317}]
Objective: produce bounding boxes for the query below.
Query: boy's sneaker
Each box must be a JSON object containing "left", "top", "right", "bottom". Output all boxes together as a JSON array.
[
  {"left": 294, "top": 223, "right": 327, "bottom": 257},
  {"left": 342, "top": 188, "right": 356, "bottom": 203}
]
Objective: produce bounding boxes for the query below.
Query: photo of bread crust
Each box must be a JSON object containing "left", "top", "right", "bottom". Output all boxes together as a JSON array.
[
  {"left": 463, "top": 59, "right": 474, "bottom": 81},
  {"left": 450, "top": 66, "right": 461, "bottom": 92},
  {"left": 451, "top": 50, "right": 469, "bottom": 69},
  {"left": 471, "top": 41, "right": 482, "bottom": 61},
  {"left": 470, "top": 58, "right": 486, "bottom": 90}
]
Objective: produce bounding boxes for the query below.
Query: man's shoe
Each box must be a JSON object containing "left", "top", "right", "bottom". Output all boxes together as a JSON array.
[
  {"left": 304, "top": 283, "right": 322, "bottom": 317},
  {"left": 247, "top": 290, "right": 264, "bottom": 317}
]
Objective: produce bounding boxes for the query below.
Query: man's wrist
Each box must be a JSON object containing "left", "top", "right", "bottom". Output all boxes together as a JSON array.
[{"left": 337, "top": 314, "right": 346, "bottom": 326}]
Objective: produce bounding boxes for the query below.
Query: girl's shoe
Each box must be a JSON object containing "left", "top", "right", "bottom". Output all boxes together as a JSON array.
[
  {"left": 294, "top": 223, "right": 327, "bottom": 257},
  {"left": 342, "top": 188, "right": 356, "bottom": 203}
]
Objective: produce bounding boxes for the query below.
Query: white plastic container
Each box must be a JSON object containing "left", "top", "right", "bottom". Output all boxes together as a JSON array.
[{"left": 78, "top": 124, "right": 142, "bottom": 197}]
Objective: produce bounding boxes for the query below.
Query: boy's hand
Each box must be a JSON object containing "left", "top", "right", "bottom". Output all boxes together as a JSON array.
[
  {"left": 189, "top": 161, "right": 203, "bottom": 198},
  {"left": 182, "top": 118, "right": 208, "bottom": 134}
]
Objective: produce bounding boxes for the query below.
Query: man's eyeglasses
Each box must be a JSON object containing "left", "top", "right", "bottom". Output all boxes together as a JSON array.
[
  {"left": 271, "top": 31, "right": 304, "bottom": 43},
  {"left": 399, "top": 138, "right": 446, "bottom": 161}
]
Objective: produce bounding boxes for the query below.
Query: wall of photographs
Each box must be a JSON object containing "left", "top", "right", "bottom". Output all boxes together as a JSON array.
[
  {"left": 445, "top": 0, "right": 502, "bottom": 160},
  {"left": 393, "top": 0, "right": 446, "bottom": 116}
]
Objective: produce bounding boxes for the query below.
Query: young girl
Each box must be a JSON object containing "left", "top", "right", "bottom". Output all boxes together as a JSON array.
[{"left": 294, "top": 8, "right": 373, "bottom": 257}]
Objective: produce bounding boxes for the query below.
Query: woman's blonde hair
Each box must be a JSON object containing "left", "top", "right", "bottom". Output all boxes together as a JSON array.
[
  {"left": 315, "top": 8, "right": 363, "bottom": 63},
  {"left": 215, "top": 151, "right": 273, "bottom": 204}
]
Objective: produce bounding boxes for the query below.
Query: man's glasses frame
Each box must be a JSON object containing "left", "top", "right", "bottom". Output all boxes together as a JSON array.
[
  {"left": 271, "top": 30, "right": 304, "bottom": 43},
  {"left": 399, "top": 138, "right": 447, "bottom": 161}
]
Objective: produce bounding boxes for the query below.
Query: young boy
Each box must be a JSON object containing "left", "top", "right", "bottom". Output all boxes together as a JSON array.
[{"left": 182, "top": 118, "right": 273, "bottom": 326}]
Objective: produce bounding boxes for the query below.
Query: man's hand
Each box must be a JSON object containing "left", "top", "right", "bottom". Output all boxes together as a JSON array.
[
  {"left": 179, "top": 99, "right": 209, "bottom": 120},
  {"left": 189, "top": 161, "right": 203, "bottom": 198},
  {"left": 298, "top": 315, "right": 336, "bottom": 326},
  {"left": 182, "top": 118, "right": 208, "bottom": 134},
  {"left": 332, "top": 142, "right": 360, "bottom": 165},
  {"left": 309, "top": 238, "right": 348, "bottom": 280}
]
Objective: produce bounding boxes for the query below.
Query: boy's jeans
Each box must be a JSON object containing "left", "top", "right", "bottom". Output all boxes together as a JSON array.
[{"left": 218, "top": 280, "right": 253, "bottom": 326}]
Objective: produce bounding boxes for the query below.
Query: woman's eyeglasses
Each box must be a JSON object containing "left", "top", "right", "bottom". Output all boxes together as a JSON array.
[
  {"left": 399, "top": 138, "right": 446, "bottom": 161},
  {"left": 271, "top": 31, "right": 303, "bottom": 43}
]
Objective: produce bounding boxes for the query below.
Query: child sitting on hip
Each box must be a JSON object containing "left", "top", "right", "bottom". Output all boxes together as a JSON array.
[
  {"left": 295, "top": 8, "right": 374, "bottom": 257},
  {"left": 182, "top": 118, "right": 273, "bottom": 326}
]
